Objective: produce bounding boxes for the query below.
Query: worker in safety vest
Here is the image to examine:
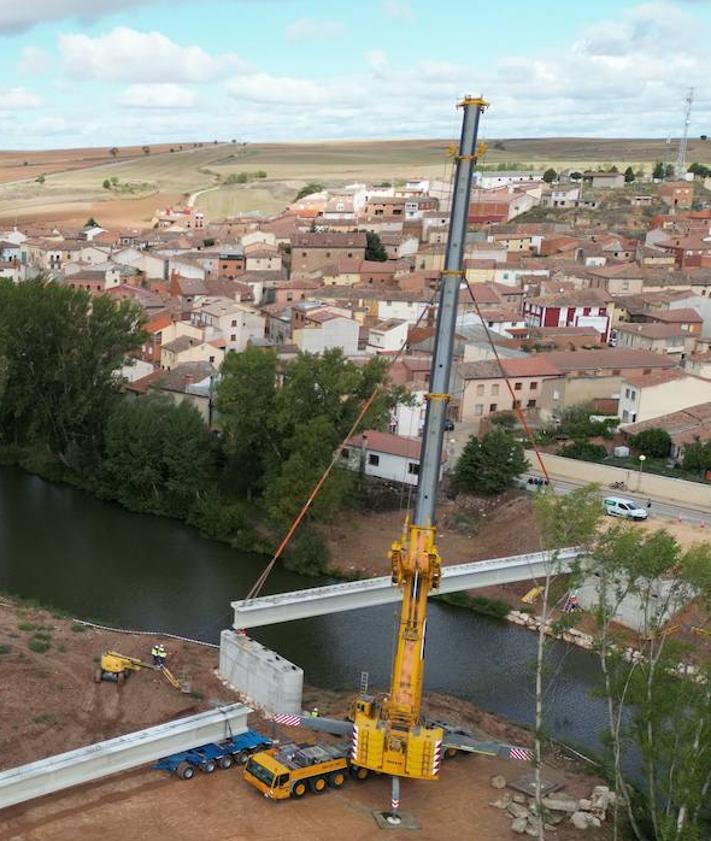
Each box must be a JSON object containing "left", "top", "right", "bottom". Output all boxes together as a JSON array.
[
  {"left": 157, "top": 644, "right": 167, "bottom": 668},
  {"left": 311, "top": 707, "right": 319, "bottom": 718},
  {"left": 151, "top": 644, "right": 161, "bottom": 666}
]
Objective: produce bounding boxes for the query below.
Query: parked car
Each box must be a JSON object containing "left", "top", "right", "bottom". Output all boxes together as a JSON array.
[
  {"left": 603, "top": 497, "right": 648, "bottom": 521},
  {"left": 444, "top": 419, "right": 455, "bottom": 431}
]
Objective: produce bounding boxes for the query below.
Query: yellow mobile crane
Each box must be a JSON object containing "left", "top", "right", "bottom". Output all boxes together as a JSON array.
[{"left": 351, "top": 97, "right": 488, "bottom": 814}]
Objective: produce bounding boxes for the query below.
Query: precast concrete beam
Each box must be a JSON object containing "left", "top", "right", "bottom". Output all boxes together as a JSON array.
[
  {"left": 0, "top": 703, "right": 251, "bottom": 810},
  {"left": 232, "top": 548, "right": 580, "bottom": 629}
]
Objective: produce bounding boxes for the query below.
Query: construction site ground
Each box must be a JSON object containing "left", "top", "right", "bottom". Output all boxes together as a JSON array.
[{"left": 0, "top": 599, "right": 613, "bottom": 841}]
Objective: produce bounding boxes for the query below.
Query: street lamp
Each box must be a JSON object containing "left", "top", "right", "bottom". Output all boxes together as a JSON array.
[{"left": 638, "top": 454, "right": 646, "bottom": 489}]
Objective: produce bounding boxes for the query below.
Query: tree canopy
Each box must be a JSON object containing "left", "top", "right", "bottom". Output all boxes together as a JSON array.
[
  {"left": 0, "top": 279, "right": 145, "bottom": 469},
  {"left": 542, "top": 168, "right": 557, "bottom": 184},
  {"left": 454, "top": 428, "right": 527, "bottom": 496},
  {"left": 295, "top": 182, "right": 325, "bottom": 201},
  {"left": 628, "top": 427, "right": 672, "bottom": 458},
  {"left": 365, "top": 231, "right": 388, "bottom": 262}
]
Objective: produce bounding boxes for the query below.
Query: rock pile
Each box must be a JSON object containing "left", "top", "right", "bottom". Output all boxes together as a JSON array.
[{"left": 489, "top": 777, "right": 616, "bottom": 835}]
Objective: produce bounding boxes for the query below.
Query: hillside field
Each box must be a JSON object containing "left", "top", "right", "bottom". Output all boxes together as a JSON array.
[{"left": 1, "top": 137, "right": 710, "bottom": 228}]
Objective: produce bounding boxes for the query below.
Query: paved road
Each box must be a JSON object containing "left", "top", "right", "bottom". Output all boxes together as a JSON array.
[{"left": 521, "top": 473, "right": 711, "bottom": 527}]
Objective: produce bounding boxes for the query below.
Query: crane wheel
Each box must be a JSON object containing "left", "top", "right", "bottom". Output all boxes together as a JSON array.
[
  {"left": 117, "top": 672, "right": 125, "bottom": 686},
  {"left": 350, "top": 766, "right": 369, "bottom": 781},
  {"left": 218, "top": 755, "right": 233, "bottom": 770},
  {"left": 201, "top": 759, "right": 216, "bottom": 774},
  {"left": 94, "top": 668, "right": 103, "bottom": 684},
  {"left": 309, "top": 776, "right": 327, "bottom": 794},
  {"left": 328, "top": 771, "right": 347, "bottom": 788},
  {"left": 176, "top": 762, "right": 195, "bottom": 780},
  {"left": 444, "top": 747, "right": 458, "bottom": 760},
  {"left": 291, "top": 781, "right": 307, "bottom": 798}
]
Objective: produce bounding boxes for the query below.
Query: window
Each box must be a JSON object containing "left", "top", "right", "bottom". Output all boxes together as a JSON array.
[
  {"left": 368, "top": 454, "right": 380, "bottom": 466},
  {"left": 476, "top": 384, "right": 485, "bottom": 396},
  {"left": 530, "top": 381, "right": 538, "bottom": 391},
  {"left": 643, "top": 368, "right": 651, "bottom": 375},
  {"left": 231, "top": 320, "right": 237, "bottom": 327},
  {"left": 408, "top": 463, "right": 420, "bottom": 475},
  {"left": 491, "top": 384, "right": 500, "bottom": 396},
  {"left": 474, "top": 404, "right": 484, "bottom": 416},
  {"left": 631, "top": 390, "right": 636, "bottom": 401},
  {"left": 611, "top": 369, "right": 620, "bottom": 376},
  {"left": 209, "top": 355, "right": 215, "bottom": 363},
  {"left": 230, "top": 334, "right": 236, "bottom": 341},
  {"left": 625, "top": 388, "right": 630, "bottom": 398},
  {"left": 514, "top": 382, "right": 522, "bottom": 391},
  {"left": 489, "top": 403, "right": 497, "bottom": 413},
  {"left": 527, "top": 399, "right": 537, "bottom": 408}
]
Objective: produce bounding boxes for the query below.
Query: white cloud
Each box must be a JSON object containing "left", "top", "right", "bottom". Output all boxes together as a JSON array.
[
  {"left": 0, "top": 0, "right": 190, "bottom": 33},
  {"left": 17, "top": 46, "right": 51, "bottom": 75},
  {"left": 284, "top": 18, "right": 345, "bottom": 42},
  {"left": 59, "top": 27, "right": 248, "bottom": 83},
  {"left": 117, "top": 83, "right": 198, "bottom": 108},
  {"left": 226, "top": 72, "right": 362, "bottom": 106},
  {"left": 382, "top": 0, "right": 415, "bottom": 23},
  {"left": 0, "top": 88, "right": 43, "bottom": 109}
]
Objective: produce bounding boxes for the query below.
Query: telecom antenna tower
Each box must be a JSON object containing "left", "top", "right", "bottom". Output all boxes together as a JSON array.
[{"left": 675, "top": 87, "right": 694, "bottom": 179}]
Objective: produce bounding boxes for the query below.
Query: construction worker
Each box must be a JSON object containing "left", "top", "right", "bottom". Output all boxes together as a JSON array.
[
  {"left": 311, "top": 707, "right": 319, "bottom": 718},
  {"left": 151, "top": 643, "right": 161, "bottom": 667},
  {"left": 157, "top": 644, "right": 167, "bottom": 669}
]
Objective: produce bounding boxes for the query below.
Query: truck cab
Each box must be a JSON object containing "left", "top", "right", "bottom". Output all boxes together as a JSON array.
[{"left": 244, "top": 742, "right": 352, "bottom": 800}]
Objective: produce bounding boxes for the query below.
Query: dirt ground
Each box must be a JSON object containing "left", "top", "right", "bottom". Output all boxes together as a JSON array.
[{"left": 324, "top": 492, "right": 541, "bottom": 578}]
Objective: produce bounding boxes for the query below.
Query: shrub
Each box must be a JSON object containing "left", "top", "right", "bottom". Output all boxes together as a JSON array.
[
  {"left": 17, "top": 621, "right": 37, "bottom": 631},
  {"left": 559, "top": 441, "right": 608, "bottom": 462},
  {"left": 628, "top": 428, "right": 672, "bottom": 459},
  {"left": 28, "top": 637, "right": 51, "bottom": 653},
  {"left": 70, "top": 622, "right": 87, "bottom": 633},
  {"left": 187, "top": 497, "right": 247, "bottom": 542},
  {"left": 0, "top": 644, "right": 10, "bottom": 655},
  {"left": 283, "top": 528, "right": 330, "bottom": 577}
]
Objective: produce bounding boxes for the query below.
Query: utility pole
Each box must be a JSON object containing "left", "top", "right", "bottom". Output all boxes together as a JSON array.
[{"left": 675, "top": 88, "right": 694, "bottom": 179}]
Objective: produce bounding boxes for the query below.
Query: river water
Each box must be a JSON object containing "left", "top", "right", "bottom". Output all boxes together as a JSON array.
[{"left": 0, "top": 467, "right": 607, "bottom": 755}]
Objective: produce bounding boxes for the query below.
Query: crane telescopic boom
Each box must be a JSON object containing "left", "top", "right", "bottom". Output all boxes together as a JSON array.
[{"left": 352, "top": 97, "right": 487, "bottom": 783}]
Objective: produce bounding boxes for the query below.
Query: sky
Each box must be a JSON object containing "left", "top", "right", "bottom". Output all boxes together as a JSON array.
[{"left": 0, "top": 0, "right": 710, "bottom": 148}]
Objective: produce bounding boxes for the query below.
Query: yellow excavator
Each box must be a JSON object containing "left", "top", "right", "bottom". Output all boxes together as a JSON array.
[{"left": 94, "top": 650, "right": 182, "bottom": 690}]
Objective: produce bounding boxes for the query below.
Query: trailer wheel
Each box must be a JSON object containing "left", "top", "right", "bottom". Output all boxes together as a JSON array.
[
  {"left": 201, "top": 759, "right": 216, "bottom": 774},
  {"left": 350, "top": 766, "right": 369, "bottom": 781},
  {"left": 176, "top": 762, "right": 195, "bottom": 780},
  {"left": 218, "top": 755, "right": 233, "bottom": 770},
  {"left": 94, "top": 668, "right": 103, "bottom": 684},
  {"left": 328, "top": 771, "right": 347, "bottom": 788},
  {"left": 234, "top": 750, "right": 250, "bottom": 765},
  {"left": 291, "top": 781, "right": 307, "bottom": 798},
  {"left": 117, "top": 672, "right": 125, "bottom": 686},
  {"left": 444, "top": 747, "right": 458, "bottom": 760},
  {"left": 309, "top": 776, "right": 327, "bottom": 794}
]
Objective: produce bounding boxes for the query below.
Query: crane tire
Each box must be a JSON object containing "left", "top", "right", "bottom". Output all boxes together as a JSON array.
[
  {"left": 309, "top": 776, "right": 327, "bottom": 794},
  {"left": 328, "top": 771, "right": 347, "bottom": 788},
  {"left": 291, "top": 781, "right": 307, "bottom": 798}
]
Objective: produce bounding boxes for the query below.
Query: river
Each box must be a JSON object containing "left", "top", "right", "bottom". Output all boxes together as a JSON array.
[{"left": 0, "top": 467, "right": 608, "bottom": 756}]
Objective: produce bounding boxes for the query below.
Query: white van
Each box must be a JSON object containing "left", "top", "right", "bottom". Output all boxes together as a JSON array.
[{"left": 603, "top": 497, "right": 648, "bottom": 521}]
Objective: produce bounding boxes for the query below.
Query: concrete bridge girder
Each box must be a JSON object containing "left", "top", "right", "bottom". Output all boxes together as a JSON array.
[{"left": 231, "top": 548, "right": 580, "bottom": 630}]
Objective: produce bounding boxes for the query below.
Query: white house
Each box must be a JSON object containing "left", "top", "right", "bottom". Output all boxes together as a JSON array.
[
  {"left": 291, "top": 305, "right": 360, "bottom": 356},
  {"left": 342, "top": 430, "right": 445, "bottom": 487},
  {"left": 190, "top": 297, "right": 265, "bottom": 352},
  {"left": 618, "top": 370, "right": 711, "bottom": 425},
  {"left": 473, "top": 171, "right": 544, "bottom": 189},
  {"left": 367, "top": 319, "right": 409, "bottom": 355}
]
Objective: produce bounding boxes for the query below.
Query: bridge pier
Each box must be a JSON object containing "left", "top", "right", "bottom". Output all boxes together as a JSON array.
[{"left": 219, "top": 630, "right": 303, "bottom": 714}]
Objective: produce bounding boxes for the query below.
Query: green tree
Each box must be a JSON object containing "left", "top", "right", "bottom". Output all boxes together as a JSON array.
[
  {"left": 109, "top": 147, "right": 118, "bottom": 158},
  {"left": 624, "top": 166, "right": 636, "bottom": 183},
  {"left": 216, "top": 346, "right": 279, "bottom": 497},
  {"left": 454, "top": 428, "right": 527, "bottom": 496},
  {"left": 101, "top": 395, "right": 213, "bottom": 517},
  {"left": 365, "top": 231, "right": 388, "bottom": 262},
  {"left": 589, "top": 527, "right": 711, "bottom": 841},
  {"left": 542, "top": 167, "right": 557, "bottom": 184},
  {"left": 35, "top": 174, "right": 45, "bottom": 184},
  {"left": 682, "top": 440, "right": 711, "bottom": 475},
  {"left": 84, "top": 217, "right": 99, "bottom": 228},
  {"left": 142, "top": 145, "right": 151, "bottom": 155},
  {"left": 558, "top": 441, "right": 608, "bottom": 462},
  {"left": 569, "top": 171, "right": 583, "bottom": 181},
  {"left": 664, "top": 163, "right": 675, "bottom": 179},
  {"left": 295, "top": 182, "right": 325, "bottom": 201},
  {"left": 0, "top": 279, "right": 145, "bottom": 469},
  {"left": 102, "top": 179, "right": 111, "bottom": 190},
  {"left": 628, "top": 428, "right": 671, "bottom": 458},
  {"left": 653, "top": 162, "right": 665, "bottom": 180}
]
